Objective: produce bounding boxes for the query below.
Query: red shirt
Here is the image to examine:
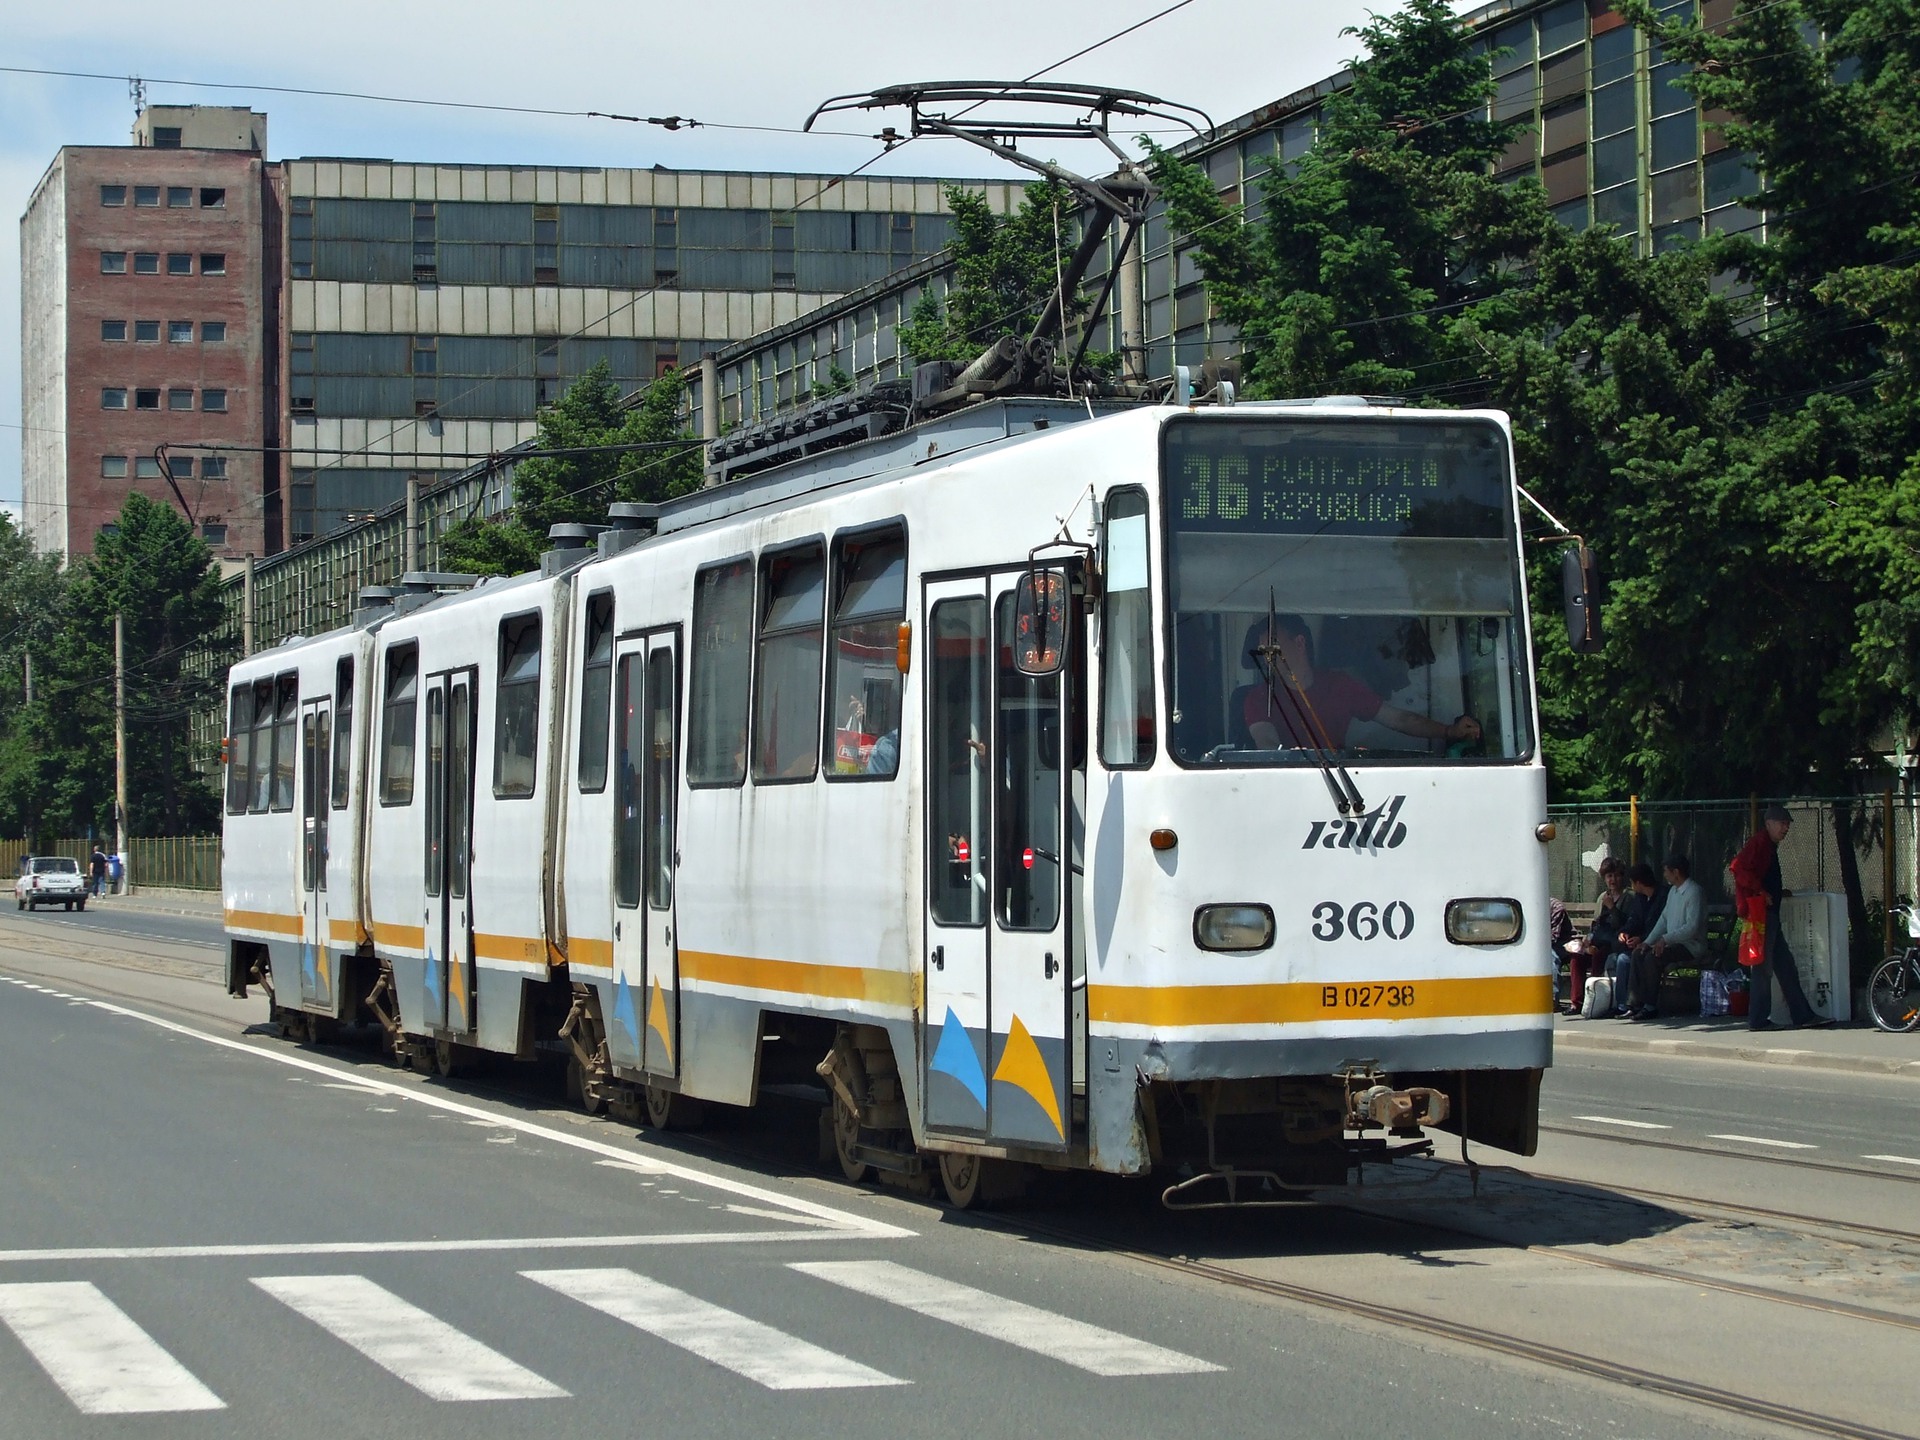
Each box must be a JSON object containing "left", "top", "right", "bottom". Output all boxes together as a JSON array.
[
  {"left": 1243, "top": 669, "right": 1383, "bottom": 748},
  {"left": 1730, "top": 829, "right": 1780, "bottom": 915}
]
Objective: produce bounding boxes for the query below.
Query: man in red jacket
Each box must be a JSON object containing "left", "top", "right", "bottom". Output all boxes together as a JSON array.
[{"left": 1730, "top": 806, "right": 1823, "bottom": 1030}]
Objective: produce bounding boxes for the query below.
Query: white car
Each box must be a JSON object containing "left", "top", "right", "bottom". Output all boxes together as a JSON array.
[{"left": 15, "top": 856, "right": 88, "bottom": 911}]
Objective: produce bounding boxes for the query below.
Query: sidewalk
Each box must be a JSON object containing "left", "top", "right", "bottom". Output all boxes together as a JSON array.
[
  {"left": 93, "top": 886, "right": 222, "bottom": 920},
  {"left": 1554, "top": 1012, "right": 1920, "bottom": 1080}
]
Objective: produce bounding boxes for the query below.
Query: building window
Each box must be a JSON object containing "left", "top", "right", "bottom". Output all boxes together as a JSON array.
[
  {"left": 134, "top": 185, "right": 159, "bottom": 207},
  {"left": 202, "top": 321, "right": 227, "bottom": 342},
  {"left": 412, "top": 202, "right": 437, "bottom": 282},
  {"left": 169, "top": 455, "right": 193, "bottom": 478},
  {"left": 101, "top": 252, "right": 127, "bottom": 274},
  {"left": 101, "top": 320, "right": 127, "bottom": 341},
  {"left": 135, "top": 388, "right": 160, "bottom": 410},
  {"left": 656, "top": 349, "right": 679, "bottom": 378},
  {"left": 101, "top": 455, "right": 128, "bottom": 478},
  {"left": 201, "top": 456, "right": 228, "bottom": 479},
  {"left": 379, "top": 643, "right": 419, "bottom": 805},
  {"left": 200, "top": 253, "right": 226, "bottom": 276},
  {"left": 533, "top": 204, "right": 558, "bottom": 286},
  {"left": 167, "top": 186, "right": 192, "bottom": 208},
  {"left": 202, "top": 388, "right": 228, "bottom": 412},
  {"left": 168, "top": 388, "right": 194, "bottom": 411},
  {"left": 687, "top": 556, "right": 755, "bottom": 786},
  {"left": 169, "top": 320, "right": 194, "bottom": 343},
  {"left": 134, "top": 320, "right": 161, "bottom": 342},
  {"left": 135, "top": 456, "right": 162, "bottom": 478},
  {"left": 752, "top": 542, "right": 825, "bottom": 783},
  {"left": 493, "top": 613, "right": 542, "bottom": 798},
  {"left": 167, "top": 253, "right": 193, "bottom": 276},
  {"left": 151, "top": 127, "right": 182, "bottom": 149},
  {"left": 202, "top": 521, "right": 227, "bottom": 546},
  {"left": 410, "top": 335, "right": 436, "bottom": 374},
  {"left": 653, "top": 207, "right": 677, "bottom": 286},
  {"left": 199, "top": 187, "right": 225, "bottom": 208},
  {"left": 134, "top": 253, "right": 159, "bottom": 274},
  {"left": 102, "top": 388, "right": 128, "bottom": 409},
  {"left": 100, "top": 185, "right": 126, "bottom": 207}
]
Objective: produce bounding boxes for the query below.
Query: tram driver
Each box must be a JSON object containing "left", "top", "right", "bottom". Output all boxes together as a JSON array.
[{"left": 1239, "top": 615, "right": 1482, "bottom": 754}]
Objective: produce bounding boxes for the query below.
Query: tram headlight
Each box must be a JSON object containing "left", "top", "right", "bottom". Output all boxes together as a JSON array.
[
  {"left": 1445, "top": 898, "right": 1523, "bottom": 945},
  {"left": 1193, "top": 904, "right": 1275, "bottom": 952}
]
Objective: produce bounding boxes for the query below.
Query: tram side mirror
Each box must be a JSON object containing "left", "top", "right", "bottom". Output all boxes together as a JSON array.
[
  {"left": 1011, "top": 568, "right": 1071, "bottom": 677},
  {"left": 1561, "top": 542, "right": 1604, "bottom": 654}
]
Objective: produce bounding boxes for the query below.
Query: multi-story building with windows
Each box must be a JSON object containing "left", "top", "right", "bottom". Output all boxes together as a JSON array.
[
  {"left": 279, "top": 161, "right": 1019, "bottom": 542},
  {"left": 20, "top": 105, "right": 276, "bottom": 562}
]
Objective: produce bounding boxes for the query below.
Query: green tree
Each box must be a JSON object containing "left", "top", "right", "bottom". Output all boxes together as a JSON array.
[
  {"left": 439, "top": 361, "right": 705, "bottom": 577},
  {"left": 896, "top": 179, "right": 1108, "bottom": 367},
  {"left": 1, "top": 496, "right": 232, "bottom": 839}
]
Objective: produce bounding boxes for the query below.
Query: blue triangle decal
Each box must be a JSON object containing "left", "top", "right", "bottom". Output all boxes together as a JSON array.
[
  {"left": 300, "top": 943, "right": 317, "bottom": 989},
  {"left": 613, "top": 972, "right": 640, "bottom": 1044},
  {"left": 424, "top": 949, "right": 440, "bottom": 1004},
  {"left": 928, "top": 1006, "right": 989, "bottom": 1110}
]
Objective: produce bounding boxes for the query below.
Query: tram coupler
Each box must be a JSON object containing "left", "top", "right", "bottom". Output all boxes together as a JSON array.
[{"left": 1347, "top": 1083, "right": 1450, "bottom": 1132}]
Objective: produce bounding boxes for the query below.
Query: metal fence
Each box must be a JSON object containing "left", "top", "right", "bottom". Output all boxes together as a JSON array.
[
  {"left": 0, "top": 836, "right": 222, "bottom": 892},
  {"left": 1547, "top": 793, "right": 1919, "bottom": 968}
]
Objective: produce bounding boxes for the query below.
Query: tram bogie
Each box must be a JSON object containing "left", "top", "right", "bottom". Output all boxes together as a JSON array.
[{"left": 224, "top": 395, "right": 1556, "bottom": 1204}]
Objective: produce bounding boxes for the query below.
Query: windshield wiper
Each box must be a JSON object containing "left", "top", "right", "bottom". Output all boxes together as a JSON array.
[{"left": 1249, "top": 592, "right": 1366, "bottom": 815}]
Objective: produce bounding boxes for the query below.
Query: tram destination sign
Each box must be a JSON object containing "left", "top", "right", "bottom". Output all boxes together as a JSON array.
[{"left": 1162, "top": 417, "right": 1510, "bottom": 538}]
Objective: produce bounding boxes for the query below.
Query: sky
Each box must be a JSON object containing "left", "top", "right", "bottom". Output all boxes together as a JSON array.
[{"left": 2, "top": 0, "right": 1418, "bottom": 506}]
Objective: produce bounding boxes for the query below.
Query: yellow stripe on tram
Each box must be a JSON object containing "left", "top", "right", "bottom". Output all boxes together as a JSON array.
[{"left": 1088, "top": 974, "right": 1554, "bottom": 1028}]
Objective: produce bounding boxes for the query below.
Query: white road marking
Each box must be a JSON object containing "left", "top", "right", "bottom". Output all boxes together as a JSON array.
[
  {"left": 524, "top": 1267, "right": 904, "bottom": 1390},
  {"left": 1571, "top": 1115, "right": 1672, "bottom": 1130},
  {"left": 45, "top": 992, "right": 912, "bottom": 1240},
  {"left": 792, "top": 1260, "right": 1224, "bottom": 1376},
  {"left": 0, "top": 1281, "right": 225, "bottom": 1414},
  {"left": 1863, "top": 1154, "right": 1920, "bottom": 1167},
  {"left": 1709, "top": 1134, "right": 1819, "bottom": 1150},
  {"left": 0, "top": 1229, "right": 866, "bottom": 1264},
  {"left": 253, "top": 1275, "right": 565, "bottom": 1402}
]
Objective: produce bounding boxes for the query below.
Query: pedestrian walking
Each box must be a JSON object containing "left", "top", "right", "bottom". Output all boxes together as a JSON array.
[
  {"left": 89, "top": 846, "right": 108, "bottom": 898},
  {"left": 1730, "top": 806, "right": 1826, "bottom": 1030}
]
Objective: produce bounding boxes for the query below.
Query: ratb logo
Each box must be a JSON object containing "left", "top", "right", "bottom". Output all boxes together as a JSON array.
[{"left": 1303, "top": 795, "right": 1407, "bottom": 853}]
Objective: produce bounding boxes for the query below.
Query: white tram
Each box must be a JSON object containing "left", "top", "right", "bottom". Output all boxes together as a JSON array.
[{"left": 225, "top": 396, "right": 1557, "bottom": 1205}]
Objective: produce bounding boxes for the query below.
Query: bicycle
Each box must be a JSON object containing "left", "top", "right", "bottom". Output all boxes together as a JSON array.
[{"left": 1866, "top": 904, "right": 1920, "bottom": 1033}]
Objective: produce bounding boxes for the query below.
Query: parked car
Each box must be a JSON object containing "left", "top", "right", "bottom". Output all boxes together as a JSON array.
[{"left": 16, "top": 856, "right": 87, "bottom": 911}]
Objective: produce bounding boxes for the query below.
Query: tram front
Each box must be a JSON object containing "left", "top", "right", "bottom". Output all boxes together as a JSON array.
[{"left": 1082, "top": 404, "right": 1554, "bottom": 1199}]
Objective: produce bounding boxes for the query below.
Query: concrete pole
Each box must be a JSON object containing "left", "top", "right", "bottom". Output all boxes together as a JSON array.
[
  {"left": 404, "top": 475, "right": 420, "bottom": 574},
  {"left": 1119, "top": 233, "right": 1146, "bottom": 383},
  {"left": 700, "top": 356, "right": 720, "bottom": 442},
  {"left": 242, "top": 553, "right": 256, "bottom": 657},
  {"left": 22, "top": 651, "right": 31, "bottom": 705},
  {"left": 114, "top": 612, "right": 130, "bottom": 893}
]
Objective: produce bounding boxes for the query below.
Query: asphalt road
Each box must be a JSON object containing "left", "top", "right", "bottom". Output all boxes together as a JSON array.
[{"left": 4, "top": 902, "right": 1917, "bottom": 1439}]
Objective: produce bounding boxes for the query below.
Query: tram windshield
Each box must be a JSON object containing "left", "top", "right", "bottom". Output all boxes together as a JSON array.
[{"left": 1162, "top": 416, "right": 1533, "bottom": 767}]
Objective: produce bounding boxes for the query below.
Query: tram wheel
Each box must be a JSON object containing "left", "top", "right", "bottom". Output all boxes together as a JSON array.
[
  {"left": 568, "top": 1055, "right": 606, "bottom": 1115},
  {"left": 643, "top": 1083, "right": 704, "bottom": 1131},
  {"left": 433, "top": 1038, "right": 462, "bottom": 1078},
  {"left": 831, "top": 1095, "right": 871, "bottom": 1184},
  {"left": 937, "top": 1151, "right": 1028, "bottom": 1210}
]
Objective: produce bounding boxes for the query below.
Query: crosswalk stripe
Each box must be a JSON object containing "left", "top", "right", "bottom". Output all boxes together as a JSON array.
[
  {"left": 791, "top": 1260, "right": 1224, "bottom": 1376},
  {"left": 0, "top": 1280, "right": 225, "bottom": 1414},
  {"left": 252, "top": 1275, "right": 566, "bottom": 1401},
  {"left": 523, "top": 1267, "right": 905, "bottom": 1390}
]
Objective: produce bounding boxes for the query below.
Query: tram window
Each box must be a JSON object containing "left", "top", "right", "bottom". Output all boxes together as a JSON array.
[
  {"left": 645, "top": 647, "right": 676, "bottom": 910},
  {"left": 753, "top": 542, "right": 825, "bottom": 783},
  {"left": 995, "top": 593, "right": 1062, "bottom": 931},
  {"left": 448, "top": 683, "right": 471, "bottom": 899},
  {"left": 270, "top": 675, "right": 298, "bottom": 812},
  {"left": 423, "top": 686, "right": 444, "bottom": 898},
  {"left": 826, "top": 525, "right": 906, "bottom": 779},
  {"left": 379, "top": 644, "right": 419, "bottom": 805},
  {"left": 226, "top": 685, "right": 252, "bottom": 814},
  {"left": 927, "top": 597, "right": 990, "bottom": 927},
  {"left": 576, "top": 591, "right": 614, "bottom": 791},
  {"left": 687, "top": 558, "right": 754, "bottom": 786},
  {"left": 248, "top": 679, "right": 274, "bottom": 812},
  {"left": 331, "top": 657, "right": 354, "bottom": 810},
  {"left": 494, "top": 612, "right": 542, "bottom": 799},
  {"left": 613, "top": 655, "right": 643, "bottom": 908},
  {"left": 1100, "top": 488, "right": 1156, "bottom": 768}
]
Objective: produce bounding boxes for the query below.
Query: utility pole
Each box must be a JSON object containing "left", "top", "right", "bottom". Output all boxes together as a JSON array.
[
  {"left": 22, "top": 651, "right": 31, "bottom": 705},
  {"left": 404, "top": 476, "right": 420, "bottom": 573},
  {"left": 115, "top": 613, "right": 129, "bottom": 892},
  {"left": 242, "top": 553, "right": 256, "bottom": 657}
]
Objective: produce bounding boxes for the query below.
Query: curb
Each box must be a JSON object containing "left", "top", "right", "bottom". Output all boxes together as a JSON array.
[{"left": 1554, "top": 1028, "right": 1920, "bottom": 1080}]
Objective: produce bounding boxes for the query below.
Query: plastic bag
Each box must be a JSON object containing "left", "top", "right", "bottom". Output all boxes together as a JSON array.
[
  {"left": 1700, "top": 969, "right": 1730, "bottom": 1017},
  {"left": 1737, "top": 916, "right": 1765, "bottom": 966},
  {"left": 1582, "top": 975, "right": 1613, "bottom": 1019}
]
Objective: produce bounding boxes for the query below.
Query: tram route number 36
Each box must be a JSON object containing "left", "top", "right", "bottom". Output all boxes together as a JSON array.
[{"left": 1310, "top": 899, "right": 1415, "bottom": 941}]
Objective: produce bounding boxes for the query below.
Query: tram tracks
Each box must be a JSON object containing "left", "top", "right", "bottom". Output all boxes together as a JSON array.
[{"left": 1538, "top": 1119, "right": 1920, "bottom": 1186}]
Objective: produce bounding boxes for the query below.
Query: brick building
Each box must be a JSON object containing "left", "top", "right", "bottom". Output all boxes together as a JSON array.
[{"left": 20, "top": 106, "right": 277, "bottom": 563}]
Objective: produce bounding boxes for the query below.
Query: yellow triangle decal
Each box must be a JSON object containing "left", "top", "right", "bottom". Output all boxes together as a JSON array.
[
  {"left": 647, "top": 975, "right": 675, "bottom": 1067},
  {"left": 991, "top": 1015, "right": 1064, "bottom": 1139},
  {"left": 316, "top": 945, "right": 331, "bottom": 994}
]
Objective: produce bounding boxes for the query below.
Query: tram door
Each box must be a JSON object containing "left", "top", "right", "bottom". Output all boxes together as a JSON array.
[
  {"left": 423, "top": 671, "right": 476, "bottom": 1034},
  {"left": 921, "top": 574, "right": 1073, "bottom": 1150},
  {"left": 609, "top": 633, "right": 681, "bottom": 1076},
  {"left": 297, "top": 698, "right": 333, "bottom": 1009}
]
